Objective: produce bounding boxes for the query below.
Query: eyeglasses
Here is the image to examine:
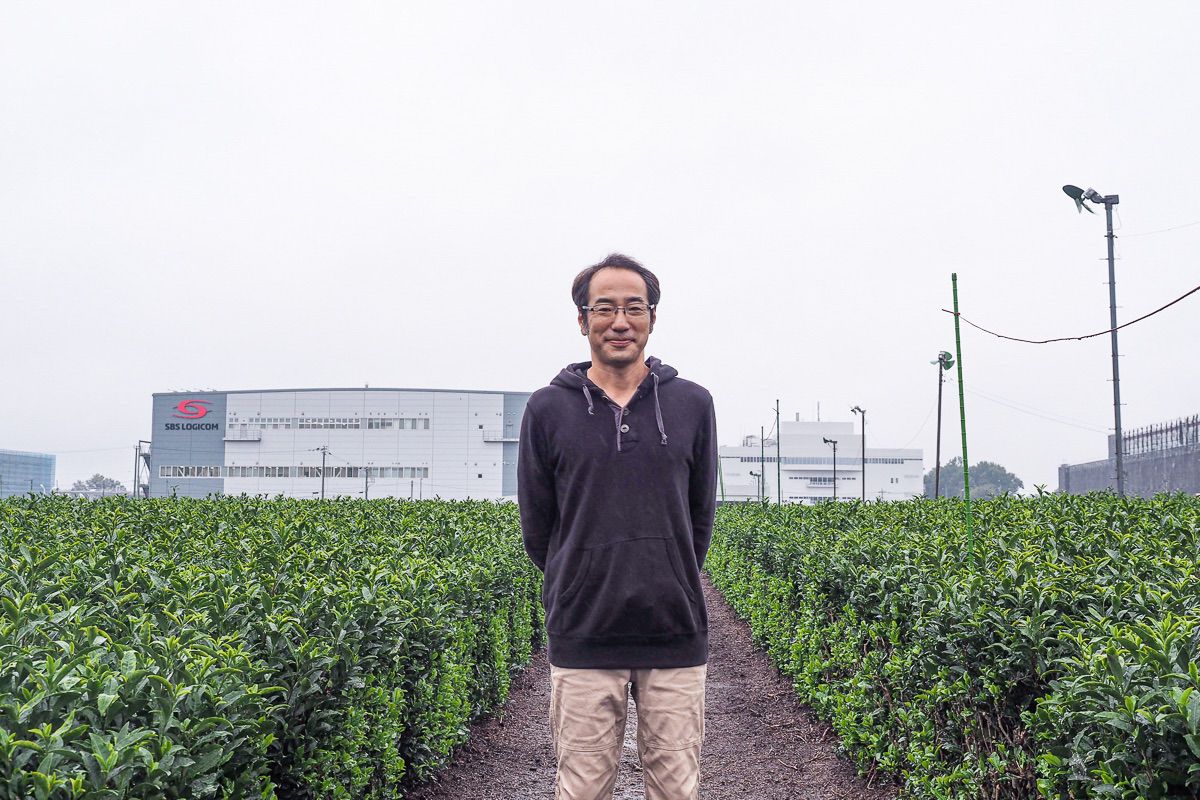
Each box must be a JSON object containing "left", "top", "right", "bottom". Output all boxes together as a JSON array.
[{"left": 581, "top": 302, "right": 654, "bottom": 319}]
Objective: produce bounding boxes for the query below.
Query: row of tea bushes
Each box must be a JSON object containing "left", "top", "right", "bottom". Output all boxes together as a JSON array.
[
  {"left": 0, "top": 496, "right": 542, "bottom": 799},
  {"left": 706, "top": 494, "right": 1200, "bottom": 799}
]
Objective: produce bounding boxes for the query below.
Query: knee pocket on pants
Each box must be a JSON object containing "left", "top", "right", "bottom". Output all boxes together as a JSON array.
[
  {"left": 638, "top": 725, "right": 704, "bottom": 751},
  {"left": 556, "top": 739, "right": 625, "bottom": 754}
]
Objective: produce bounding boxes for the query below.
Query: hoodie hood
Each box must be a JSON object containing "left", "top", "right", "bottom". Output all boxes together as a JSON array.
[{"left": 550, "top": 356, "right": 678, "bottom": 446}]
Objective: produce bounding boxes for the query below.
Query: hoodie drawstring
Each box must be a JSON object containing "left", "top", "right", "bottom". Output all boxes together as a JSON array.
[
  {"left": 580, "top": 383, "right": 594, "bottom": 415},
  {"left": 577, "top": 369, "right": 667, "bottom": 447},
  {"left": 652, "top": 373, "right": 668, "bottom": 446}
]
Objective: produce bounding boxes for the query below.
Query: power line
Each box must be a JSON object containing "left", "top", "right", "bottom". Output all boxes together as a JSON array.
[
  {"left": 1122, "top": 219, "right": 1200, "bottom": 238},
  {"left": 948, "top": 378, "right": 1108, "bottom": 434},
  {"left": 901, "top": 400, "right": 937, "bottom": 449},
  {"left": 942, "top": 281, "right": 1200, "bottom": 344}
]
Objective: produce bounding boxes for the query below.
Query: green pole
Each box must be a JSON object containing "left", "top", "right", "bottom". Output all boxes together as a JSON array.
[
  {"left": 718, "top": 456, "right": 726, "bottom": 503},
  {"left": 951, "top": 273, "right": 974, "bottom": 567}
]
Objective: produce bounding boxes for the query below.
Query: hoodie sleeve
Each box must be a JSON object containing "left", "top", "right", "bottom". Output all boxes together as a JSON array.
[
  {"left": 518, "top": 404, "right": 556, "bottom": 571},
  {"left": 689, "top": 394, "right": 718, "bottom": 568}
]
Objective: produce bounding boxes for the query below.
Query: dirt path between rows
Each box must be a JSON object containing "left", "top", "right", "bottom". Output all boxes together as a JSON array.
[{"left": 408, "top": 575, "right": 899, "bottom": 800}]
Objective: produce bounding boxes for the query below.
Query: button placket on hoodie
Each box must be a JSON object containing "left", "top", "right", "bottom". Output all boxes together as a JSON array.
[
  {"left": 573, "top": 362, "right": 667, "bottom": 455},
  {"left": 601, "top": 394, "right": 633, "bottom": 452}
]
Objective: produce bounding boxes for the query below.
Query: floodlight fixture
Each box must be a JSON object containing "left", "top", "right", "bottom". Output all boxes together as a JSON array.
[
  {"left": 1062, "top": 184, "right": 1096, "bottom": 214},
  {"left": 931, "top": 351, "right": 954, "bottom": 370}
]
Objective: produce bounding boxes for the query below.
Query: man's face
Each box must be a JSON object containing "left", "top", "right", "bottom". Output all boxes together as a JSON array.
[{"left": 578, "top": 267, "right": 655, "bottom": 369}]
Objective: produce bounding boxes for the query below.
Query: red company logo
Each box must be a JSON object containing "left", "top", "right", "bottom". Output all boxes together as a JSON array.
[{"left": 173, "top": 399, "right": 212, "bottom": 419}]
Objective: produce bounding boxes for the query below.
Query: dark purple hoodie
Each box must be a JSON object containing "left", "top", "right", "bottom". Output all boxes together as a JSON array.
[{"left": 518, "top": 357, "right": 718, "bottom": 668}]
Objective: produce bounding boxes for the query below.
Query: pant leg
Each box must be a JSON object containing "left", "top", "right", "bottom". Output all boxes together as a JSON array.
[
  {"left": 549, "top": 666, "right": 632, "bottom": 800},
  {"left": 630, "top": 664, "right": 707, "bottom": 800}
]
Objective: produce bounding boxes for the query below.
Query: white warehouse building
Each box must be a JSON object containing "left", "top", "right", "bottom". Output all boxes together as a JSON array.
[
  {"left": 148, "top": 387, "right": 529, "bottom": 500},
  {"left": 719, "top": 419, "right": 923, "bottom": 504}
]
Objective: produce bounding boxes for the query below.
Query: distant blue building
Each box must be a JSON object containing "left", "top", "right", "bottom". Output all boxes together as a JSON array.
[{"left": 0, "top": 449, "right": 56, "bottom": 498}]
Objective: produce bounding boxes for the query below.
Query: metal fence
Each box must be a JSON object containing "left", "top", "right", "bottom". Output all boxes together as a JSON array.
[{"left": 1122, "top": 415, "right": 1200, "bottom": 456}]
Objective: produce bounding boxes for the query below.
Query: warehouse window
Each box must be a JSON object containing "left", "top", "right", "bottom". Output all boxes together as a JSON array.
[
  {"left": 158, "top": 465, "right": 222, "bottom": 478},
  {"left": 161, "top": 464, "right": 429, "bottom": 480},
  {"left": 742, "top": 456, "right": 905, "bottom": 465},
  {"left": 364, "top": 467, "right": 428, "bottom": 479},
  {"left": 364, "top": 417, "right": 428, "bottom": 430}
]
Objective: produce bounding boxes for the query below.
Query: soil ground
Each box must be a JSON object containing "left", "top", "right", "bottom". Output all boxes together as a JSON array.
[{"left": 407, "top": 575, "right": 900, "bottom": 800}]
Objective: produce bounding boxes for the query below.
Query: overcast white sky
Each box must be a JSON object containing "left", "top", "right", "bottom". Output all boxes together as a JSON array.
[{"left": 3, "top": 2, "right": 1198, "bottom": 492}]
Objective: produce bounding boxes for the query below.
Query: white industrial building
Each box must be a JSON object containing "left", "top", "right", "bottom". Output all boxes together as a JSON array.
[
  {"left": 719, "top": 419, "right": 923, "bottom": 504},
  {"left": 147, "top": 388, "right": 529, "bottom": 500}
]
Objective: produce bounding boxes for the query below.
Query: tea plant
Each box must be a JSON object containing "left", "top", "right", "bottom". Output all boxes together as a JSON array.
[
  {"left": 706, "top": 493, "right": 1200, "bottom": 799},
  {"left": 0, "top": 496, "right": 542, "bottom": 799}
]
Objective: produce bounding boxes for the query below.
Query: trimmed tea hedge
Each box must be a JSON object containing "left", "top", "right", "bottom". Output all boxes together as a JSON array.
[
  {"left": 0, "top": 495, "right": 542, "bottom": 799},
  {"left": 706, "top": 494, "right": 1200, "bottom": 800}
]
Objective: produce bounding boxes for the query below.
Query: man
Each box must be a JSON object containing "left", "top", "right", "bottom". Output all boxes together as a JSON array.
[{"left": 518, "top": 253, "right": 718, "bottom": 800}]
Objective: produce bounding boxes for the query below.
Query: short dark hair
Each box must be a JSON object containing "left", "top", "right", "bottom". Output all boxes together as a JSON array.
[{"left": 571, "top": 253, "right": 661, "bottom": 311}]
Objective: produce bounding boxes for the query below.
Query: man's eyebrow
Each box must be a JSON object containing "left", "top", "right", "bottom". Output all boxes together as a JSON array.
[{"left": 592, "top": 295, "right": 648, "bottom": 303}]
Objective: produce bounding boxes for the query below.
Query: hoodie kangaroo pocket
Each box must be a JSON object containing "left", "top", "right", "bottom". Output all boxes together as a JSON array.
[{"left": 551, "top": 537, "right": 699, "bottom": 639}]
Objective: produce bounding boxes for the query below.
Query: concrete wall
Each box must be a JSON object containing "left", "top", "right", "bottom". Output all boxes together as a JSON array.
[{"left": 1058, "top": 443, "right": 1200, "bottom": 496}]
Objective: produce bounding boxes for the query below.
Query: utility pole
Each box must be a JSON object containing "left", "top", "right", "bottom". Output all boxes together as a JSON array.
[
  {"left": 1063, "top": 185, "right": 1125, "bottom": 496},
  {"left": 932, "top": 352, "right": 954, "bottom": 498},
  {"left": 851, "top": 406, "right": 866, "bottom": 501},
  {"left": 313, "top": 446, "right": 329, "bottom": 500},
  {"left": 823, "top": 437, "right": 838, "bottom": 501},
  {"left": 363, "top": 466, "right": 370, "bottom": 500},
  {"left": 1102, "top": 195, "right": 1125, "bottom": 496},
  {"left": 760, "top": 426, "right": 766, "bottom": 503},
  {"left": 410, "top": 479, "right": 414, "bottom": 499},
  {"left": 775, "top": 399, "right": 781, "bottom": 504}
]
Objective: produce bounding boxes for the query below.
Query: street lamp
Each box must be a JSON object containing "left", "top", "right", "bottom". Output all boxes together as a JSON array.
[
  {"left": 850, "top": 406, "right": 866, "bottom": 501},
  {"left": 1063, "top": 184, "right": 1125, "bottom": 496},
  {"left": 931, "top": 351, "right": 954, "bottom": 497},
  {"left": 822, "top": 437, "right": 838, "bottom": 501},
  {"left": 748, "top": 471, "right": 761, "bottom": 502}
]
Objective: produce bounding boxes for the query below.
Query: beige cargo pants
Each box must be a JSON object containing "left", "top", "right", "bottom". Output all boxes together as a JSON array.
[{"left": 549, "top": 664, "right": 707, "bottom": 800}]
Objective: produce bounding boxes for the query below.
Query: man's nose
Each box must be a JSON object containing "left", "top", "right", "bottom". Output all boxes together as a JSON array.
[{"left": 610, "top": 312, "right": 632, "bottom": 331}]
